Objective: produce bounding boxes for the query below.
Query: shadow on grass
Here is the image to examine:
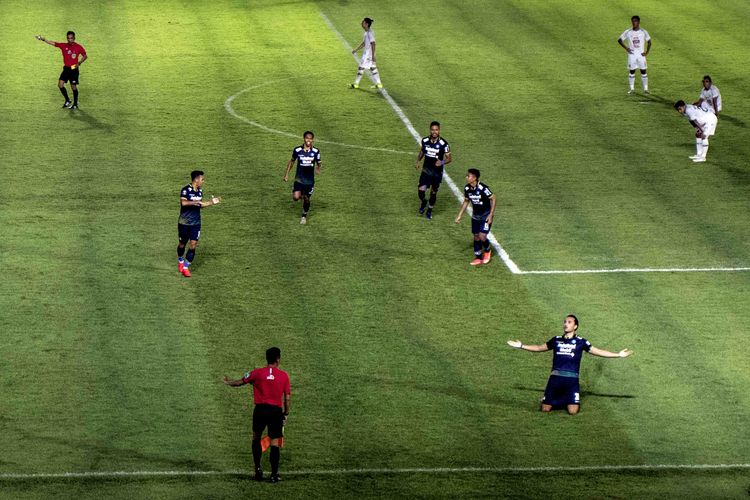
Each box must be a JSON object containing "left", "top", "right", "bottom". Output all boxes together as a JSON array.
[
  {"left": 513, "top": 385, "right": 636, "bottom": 399},
  {"left": 68, "top": 109, "right": 114, "bottom": 133}
]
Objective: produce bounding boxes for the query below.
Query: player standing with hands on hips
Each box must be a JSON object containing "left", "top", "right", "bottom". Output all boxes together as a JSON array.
[
  {"left": 618, "top": 16, "right": 651, "bottom": 94},
  {"left": 507, "top": 315, "right": 633, "bottom": 415},
  {"left": 349, "top": 17, "right": 383, "bottom": 89},
  {"left": 35, "top": 31, "right": 87, "bottom": 109},
  {"left": 224, "top": 347, "right": 291, "bottom": 483}
]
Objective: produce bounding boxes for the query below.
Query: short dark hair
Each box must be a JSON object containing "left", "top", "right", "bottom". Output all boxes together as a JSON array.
[
  {"left": 467, "top": 168, "right": 480, "bottom": 179},
  {"left": 673, "top": 100, "right": 686, "bottom": 109},
  {"left": 631, "top": 15, "right": 640, "bottom": 21},
  {"left": 363, "top": 17, "right": 373, "bottom": 27},
  {"left": 303, "top": 130, "right": 314, "bottom": 138},
  {"left": 266, "top": 347, "right": 281, "bottom": 364},
  {"left": 567, "top": 314, "right": 579, "bottom": 329},
  {"left": 67, "top": 31, "right": 75, "bottom": 37},
  {"left": 703, "top": 75, "right": 712, "bottom": 83},
  {"left": 190, "top": 170, "right": 204, "bottom": 181},
  {"left": 430, "top": 121, "right": 440, "bottom": 128}
]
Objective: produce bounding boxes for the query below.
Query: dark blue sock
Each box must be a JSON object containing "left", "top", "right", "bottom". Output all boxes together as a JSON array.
[
  {"left": 302, "top": 200, "right": 310, "bottom": 215},
  {"left": 177, "top": 245, "right": 186, "bottom": 258},
  {"left": 482, "top": 239, "right": 491, "bottom": 251},
  {"left": 473, "top": 240, "right": 482, "bottom": 256},
  {"left": 186, "top": 249, "right": 195, "bottom": 265},
  {"left": 428, "top": 192, "right": 437, "bottom": 208}
]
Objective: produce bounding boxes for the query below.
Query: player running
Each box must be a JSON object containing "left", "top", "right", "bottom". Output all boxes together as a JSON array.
[
  {"left": 283, "top": 131, "right": 322, "bottom": 225},
  {"left": 349, "top": 17, "right": 383, "bottom": 89},
  {"left": 455, "top": 168, "right": 495, "bottom": 266},
  {"left": 416, "top": 121, "right": 452, "bottom": 220},
  {"left": 694, "top": 75, "right": 722, "bottom": 117},
  {"left": 35, "top": 31, "right": 87, "bottom": 109},
  {"left": 618, "top": 16, "right": 651, "bottom": 94},
  {"left": 507, "top": 315, "right": 633, "bottom": 415},
  {"left": 674, "top": 100, "right": 718, "bottom": 163},
  {"left": 177, "top": 170, "right": 221, "bottom": 277}
]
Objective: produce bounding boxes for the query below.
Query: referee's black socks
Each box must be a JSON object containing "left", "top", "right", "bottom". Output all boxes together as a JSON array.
[
  {"left": 60, "top": 87, "right": 70, "bottom": 102},
  {"left": 72, "top": 88, "right": 79, "bottom": 105},
  {"left": 251, "top": 439, "right": 262, "bottom": 469},
  {"left": 270, "top": 446, "right": 280, "bottom": 475}
]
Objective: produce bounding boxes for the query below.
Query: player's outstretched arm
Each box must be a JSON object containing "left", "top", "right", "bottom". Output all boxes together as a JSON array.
[
  {"left": 203, "top": 196, "right": 222, "bottom": 207},
  {"left": 589, "top": 346, "right": 633, "bottom": 358},
  {"left": 35, "top": 35, "right": 56, "bottom": 46},
  {"left": 222, "top": 375, "right": 246, "bottom": 387},
  {"left": 507, "top": 340, "right": 549, "bottom": 352}
]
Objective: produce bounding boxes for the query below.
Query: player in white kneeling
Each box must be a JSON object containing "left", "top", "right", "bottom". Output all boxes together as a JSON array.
[
  {"left": 618, "top": 15, "right": 651, "bottom": 94},
  {"left": 350, "top": 17, "right": 383, "bottom": 89},
  {"left": 694, "top": 75, "right": 722, "bottom": 118},
  {"left": 674, "top": 100, "right": 718, "bottom": 163}
]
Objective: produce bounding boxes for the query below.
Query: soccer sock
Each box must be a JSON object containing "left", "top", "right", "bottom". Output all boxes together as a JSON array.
[
  {"left": 482, "top": 239, "right": 491, "bottom": 252},
  {"left": 185, "top": 249, "right": 195, "bottom": 266},
  {"left": 302, "top": 199, "right": 310, "bottom": 216},
  {"left": 251, "top": 439, "right": 262, "bottom": 469},
  {"left": 473, "top": 240, "right": 482, "bottom": 257},
  {"left": 418, "top": 190, "right": 427, "bottom": 208},
  {"left": 428, "top": 192, "right": 437, "bottom": 209},
  {"left": 628, "top": 73, "right": 635, "bottom": 90},
  {"left": 60, "top": 87, "right": 70, "bottom": 101},
  {"left": 641, "top": 72, "right": 648, "bottom": 90},
  {"left": 354, "top": 69, "right": 364, "bottom": 85},
  {"left": 72, "top": 88, "right": 79, "bottom": 105},
  {"left": 701, "top": 138, "right": 709, "bottom": 158},
  {"left": 371, "top": 66, "right": 382, "bottom": 85},
  {"left": 270, "top": 446, "right": 280, "bottom": 475},
  {"left": 695, "top": 138, "right": 704, "bottom": 157},
  {"left": 177, "top": 245, "right": 186, "bottom": 258}
]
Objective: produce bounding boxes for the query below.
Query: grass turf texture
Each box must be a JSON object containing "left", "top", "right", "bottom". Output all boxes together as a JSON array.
[{"left": 1, "top": 0, "right": 748, "bottom": 497}]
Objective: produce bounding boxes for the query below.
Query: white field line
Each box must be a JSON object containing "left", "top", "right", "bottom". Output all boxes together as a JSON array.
[
  {"left": 1, "top": 463, "right": 748, "bottom": 480},
  {"left": 319, "top": 11, "right": 522, "bottom": 274},
  {"left": 519, "top": 266, "right": 750, "bottom": 275},
  {"left": 224, "top": 76, "right": 412, "bottom": 155}
]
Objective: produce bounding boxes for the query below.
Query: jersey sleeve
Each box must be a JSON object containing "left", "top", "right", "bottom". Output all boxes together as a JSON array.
[
  {"left": 180, "top": 188, "right": 188, "bottom": 198},
  {"left": 291, "top": 149, "right": 299, "bottom": 161},
  {"left": 463, "top": 186, "right": 470, "bottom": 199},
  {"left": 54, "top": 41, "right": 63, "bottom": 48},
  {"left": 545, "top": 337, "right": 557, "bottom": 350},
  {"left": 242, "top": 370, "right": 255, "bottom": 384},
  {"left": 643, "top": 29, "right": 651, "bottom": 41},
  {"left": 79, "top": 44, "right": 87, "bottom": 56},
  {"left": 315, "top": 149, "right": 321, "bottom": 163},
  {"left": 618, "top": 29, "right": 629, "bottom": 41},
  {"left": 582, "top": 339, "right": 592, "bottom": 352},
  {"left": 368, "top": 31, "right": 376, "bottom": 43},
  {"left": 444, "top": 142, "right": 450, "bottom": 153},
  {"left": 284, "top": 374, "right": 291, "bottom": 395},
  {"left": 483, "top": 185, "right": 493, "bottom": 197}
]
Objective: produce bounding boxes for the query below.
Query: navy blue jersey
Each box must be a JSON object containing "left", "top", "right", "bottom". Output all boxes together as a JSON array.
[
  {"left": 178, "top": 184, "right": 203, "bottom": 226},
  {"left": 292, "top": 146, "right": 321, "bottom": 185},
  {"left": 420, "top": 137, "right": 450, "bottom": 175},
  {"left": 545, "top": 335, "right": 592, "bottom": 376},
  {"left": 464, "top": 182, "right": 494, "bottom": 219}
]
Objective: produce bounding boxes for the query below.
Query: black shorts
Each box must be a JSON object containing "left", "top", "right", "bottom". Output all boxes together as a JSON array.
[
  {"left": 293, "top": 182, "right": 314, "bottom": 197},
  {"left": 542, "top": 375, "right": 581, "bottom": 407},
  {"left": 418, "top": 170, "right": 443, "bottom": 191},
  {"left": 471, "top": 216, "right": 492, "bottom": 235},
  {"left": 59, "top": 66, "right": 80, "bottom": 84},
  {"left": 252, "top": 404, "right": 284, "bottom": 439},
  {"left": 178, "top": 223, "right": 201, "bottom": 243}
]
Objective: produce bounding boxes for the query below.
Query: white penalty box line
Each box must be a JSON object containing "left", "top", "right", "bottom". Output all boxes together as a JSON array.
[
  {"left": 319, "top": 11, "right": 750, "bottom": 276},
  {"left": 1, "top": 463, "right": 748, "bottom": 480}
]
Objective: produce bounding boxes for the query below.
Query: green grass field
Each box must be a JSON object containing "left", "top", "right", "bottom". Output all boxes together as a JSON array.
[{"left": 1, "top": 0, "right": 749, "bottom": 497}]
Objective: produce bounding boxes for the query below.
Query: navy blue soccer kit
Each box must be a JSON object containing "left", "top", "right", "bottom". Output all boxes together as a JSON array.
[
  {"left": 542, "top": 335, "right": 592, "bottom": 407},
  {"left": 178, "top": 184, "right": 203, "bottom": 242},
  {"left": 418, "top": 136, "right": 450, "bottom": 190},
  {"left": 291, "top": 145, "right": 321, "bottom": 197},
  {"left": 464, "top": 182, "right": 494, "bottom": 234}
]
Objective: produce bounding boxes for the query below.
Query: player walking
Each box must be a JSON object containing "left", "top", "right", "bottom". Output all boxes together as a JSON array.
[
  {"left": 283, "top": 131, "right": 322, "bottom": 225},
  {"left": 455, "top": 168, "right": 495, "bottom": 266},
  {"left": 224, "top": 347, "right": 291, "bottom": 483},
  {"left": 618, "top": 16, "right": 651, "bottom": 94},
  {"left": 674, "top": 100, "right": 718, "bottom": 163},
  {"left": 416, "top": 121, "right": 452, "bottom": 220},
  {"left": 507, "top": 315, "right": 633, "bottom": 415},
  {"left": 694, "top": 75, "right": 722, "bottom": 117},
  {"left": 349, "top": 17, "right": 383, "bottom": 89},
  {"left": 177, "top": 170, "right": 221, "bottom": 277},
  {"left": 35, "top": 31, "right": 87, "bottom": 109}
]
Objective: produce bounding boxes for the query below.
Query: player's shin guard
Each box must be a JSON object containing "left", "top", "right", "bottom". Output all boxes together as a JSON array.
[
  {"left": 60, "top": 86, "right": 70, "bottom": 101},
  {"left": 628, "top": 73, "right": 635, "bottom": 90},
  {"left": 473, "top": 240, "right": 482, "bottom": 257},
  {"left": 354, "top": 68, "right": 364, "bottom": 85},
  {"left": 428, "top": 192, "right": 437, "bottom": 209},
  {"left": 186, "top": 249, "right": 195, "bottom": 265},
  {"left": 270, "top": 446, "right": 280, "bottom": 475},
  {"left": 251, "top": 439, "right": 262, "bottom": 469},
  {"left": 72, "top": 88, "right": 79, "bottom": 105}
]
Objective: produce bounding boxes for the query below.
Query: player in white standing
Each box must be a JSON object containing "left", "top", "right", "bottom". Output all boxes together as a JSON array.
[
  {"left": 349, "top": 17, "right": 383, "bottom": 90},
  {"left": 673, "top": 100, "right": 718, "bottom": 163},
  {"left": 694, "top": 75, "right": 722, "bottom": 118},
  {"left": 618, "top": 15, "right": 651, "bottom": 94}
]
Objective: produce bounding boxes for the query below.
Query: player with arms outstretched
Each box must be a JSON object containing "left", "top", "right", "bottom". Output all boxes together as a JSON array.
[
  {"left": 507, "top": 315, "right": 633, "bottom": 415},
  {"left": 35, "top": 31, "right": 87, "bottom": 109}
]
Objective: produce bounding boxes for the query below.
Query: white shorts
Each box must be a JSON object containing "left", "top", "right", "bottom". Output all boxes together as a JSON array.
[
  {"left": 359, "top": 54, "right": 375, "bottom": 70},
  {"left": 703, "top": 118, "right": 717, "bottom": 137},
  {"left": 627, "top": 54, "right": 647, "bottom": 70}
]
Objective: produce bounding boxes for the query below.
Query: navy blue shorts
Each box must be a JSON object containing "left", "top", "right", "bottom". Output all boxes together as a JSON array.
[
  {"left": 542, "top": 375, "right": 580, "bottom": 407},
  {"left": 471, "top": 216, "right": 492, "bottom": 234},
  {"left": 293, "top": 182, "right": 314, "bottom": 197},
  {"left": 178, "top": 223, "right": 201, "bottom": 243},
  {"left": 418, "top": 170, "right": 443, "bottom": 191}
]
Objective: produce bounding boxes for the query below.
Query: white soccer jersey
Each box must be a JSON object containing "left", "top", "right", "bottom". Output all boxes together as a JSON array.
[
  {"left": 684, "top": 104, "right": 718, "bottom": 136},
  {"left": 619, "top": 28, "right": 651, "bottom": 55},
  {"left": 699, "top": 85, "right": 722, "bottom": 113},
  {"left": 363, "top": 29, "right": 376, "bottom": 58}
]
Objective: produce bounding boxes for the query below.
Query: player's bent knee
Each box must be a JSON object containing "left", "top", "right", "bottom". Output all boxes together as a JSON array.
[
  {"left": 540, "top": 404, "right": 553, "bottom": 412},
  {"left": 567, "top": 405, "right": 580, "bottom": 415}
]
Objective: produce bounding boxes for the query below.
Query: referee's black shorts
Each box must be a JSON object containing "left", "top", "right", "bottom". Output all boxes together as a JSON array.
[
  {"left": 59, "top": 66, "right": 80, "bottom": 84},
  {"left": 252, "top": 404, "right": 284, "bottom": 439}
]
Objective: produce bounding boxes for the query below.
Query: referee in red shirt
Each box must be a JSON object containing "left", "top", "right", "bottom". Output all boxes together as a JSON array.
[
  {"left": 224, "top": 347, "right": 291, "bottom": 483},
  {"left": 35, "top": 31, "right": 87, "bottom": 109}
]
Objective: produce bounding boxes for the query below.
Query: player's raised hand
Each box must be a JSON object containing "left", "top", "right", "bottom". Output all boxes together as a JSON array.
[
  {"left": 618, "top": 349, "right": 633, "bottom": 358},
  {"left": 507, "top": 340, "right": 523, "bottom": 349}
]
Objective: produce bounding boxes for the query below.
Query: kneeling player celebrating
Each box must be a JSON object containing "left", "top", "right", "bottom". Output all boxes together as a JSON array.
[{"left": 507, "top": 315, "right": 633, "bottom": 415}]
